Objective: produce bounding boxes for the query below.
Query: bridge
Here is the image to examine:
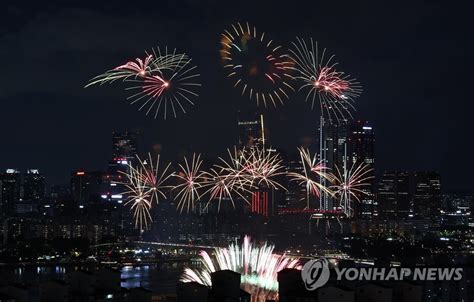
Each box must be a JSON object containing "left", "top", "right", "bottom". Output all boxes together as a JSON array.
[
  {"left": 91, "top": 241, "right": 216, "bottom": 250},
  {"left": 91, "top": 241, "right": 399, "bottom": 267}
]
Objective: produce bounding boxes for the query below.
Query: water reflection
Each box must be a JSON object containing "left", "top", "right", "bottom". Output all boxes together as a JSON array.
[
  {"left": 6, "top": 264, "right": 180, "bottom": 294},
  {"left": 120, "top": 265, "right": 151, "bottom": 288}
]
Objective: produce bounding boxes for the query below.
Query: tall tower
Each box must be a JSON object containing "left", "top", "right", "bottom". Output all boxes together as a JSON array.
[
  {"left": 70, "top": 171, "right": 102, "bottom": 204},
  {"left": 236, "top": 110, "right": 275, "bottom": 217},
  {"left": 112, "top": 131, "right": 138, "bottom": 162},
  {"left": 378, "top": 171, "right": 410, "bottom": 218},
  {"left": 23, "top": 169, "right": 45, "bottom": 202},
  {"left": 0, "top": 169, "right": 21, "bottom": 215},
  {"left": 237, "top": 110, "right": 265, "bottom": 149},
  {"left": 348, "top": 121, "right": 376, "bottom": 218},
  {"left": 318, "top": 120, "right": 376, "bottom": 218},
  {"left": 318, "top": 118, "right": 352, "bottom": 211},
  {"left": 105, "top": 131, "right": 139, "bottom": 203},
  {"left": 413, "top": 171, "right": 441, "bottom": 218},
  {"left": 318, "top": 117, "right": 330, "bottom": 210}
]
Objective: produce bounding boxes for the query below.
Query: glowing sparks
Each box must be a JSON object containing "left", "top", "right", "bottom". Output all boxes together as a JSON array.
[
  {"left": 85, "top": 49, "right": 183, "bottom": 86},
  {"left": 85, "top": 47, "right": 200, "bottom": 119},
  {"left": 126, "top": 49, "right": 201, "bottom": 119},
  {"left": 203, "top": 167, "right": 252, "bottom": 211},
  {"left": 238, "top": 147, "right": 286, "bottom": 190},
  {"left": 121, "top": 165, "right": 153, "bottom": 231},
  {"left": 85, "top": 55, "right": 153, "bottom": 87},
  {"left": 120, "top": 153, "right": 173, "bottom": 230},
  {"left": 331, "top": 162, "right": 374, "bottom": 217},
  {"left": 210, "top": 147, "right": 286, "bottom": 199},
  {"left": 118, "top": 147, "right": 372, "bottom": 226},
  {"left": 181, "top": 235, "right": 301, "bottom": 300},
  {"left": 288, "top": 37, "right": 362, "bottom": 124},
  {"left": 202, "top": 146, "right": 285, "bottom": 211},
  {"left": 221, "top": 22, "right": 294, "bottom": 107},
  {"left": 289, "top": 148, "right": 334, "bottom": 200},
  {"left": 173, "top": 154, "right": 207, "bottom": 213}
]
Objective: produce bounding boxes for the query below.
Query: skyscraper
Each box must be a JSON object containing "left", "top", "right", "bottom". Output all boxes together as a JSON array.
[
  {"left": 237, "top": 110, "right": 265, "bottom": 149},
  {"left": 319, "top": 119, "right": 350, "bottom": 211},
  {"left": 282, "top": 155, "right": 306, "bottom": 211},
  {"left": 348, "top": 121, "right": 376, "bottom": 218},
  {"left": 106, "top": 131, "right": 139, "bottom": 203},
  {"left": 71, "top": 171, "right": 103, "bottom": 204},
  {"left": 23, "top": 169, "right": 45, "bottom": 202},
  {"left": 318, "top": 120, "right": 376, "bottom": 218},
  {"left": 377, "top": 171, "right": 410, "bottom": 218},
  {"left": 413, "top": 171, "right": 441, "bottom": 218},
  {"left": 112, "top": 131, "right": 138, "bottom": 162},
  {"left": 0, "top": 169, "right": 21, "bottom": 215},
  {"left": 236, "top": 108, "right": 273, "bottom": 217}
]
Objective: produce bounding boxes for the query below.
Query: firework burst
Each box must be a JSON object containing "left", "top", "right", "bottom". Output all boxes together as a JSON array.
[
  {"left": 121, "top": 165, "right": 153, "bottom": 230},
  {"left": 173, "top": 154, "right": 207, "bottom": 213},
  {"left": 120, "top": 153, "right": 173, "bottom": 230},
  {"left": 288, "top": 37, "right": 362, "bottom": 124},
  {"left": 181, "top": 235, "right": 301, "bottom": 301},
  {"left": 288, "top": 148, "right": 334, "bottom": 205},
  {"left": 220, "top": 22, "right": 294, "bottom": 107},
  {"left": 85, "top": 48, "right": 183, "bottom": 86},
  {"left": 85, "top": 47, "right": 200, "bottom": 119},
  {"left": 203, "top": 167, "right": 252, "bottom": 212},
  {"left": 202, "top": 147, "right": 287, "bottom": 212},
  {"left": 331, "top": 162, "right": 374, "bottom": 217},
  {"left": 239, "top": 147, "right": 286, "bottom": 190},
  {"left": 126, "top": 49, "right": 200, "bottom": 119}
]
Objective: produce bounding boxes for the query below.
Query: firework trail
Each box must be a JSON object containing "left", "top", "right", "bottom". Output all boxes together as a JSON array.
[
  {"left": 238, "top": 147, "right": 286, "bottom": 191},
  {"left": 330, "top": 162, "right": 374, "bottom": 217},
  {"left": 288, "top": 148, "right": 334, "bottom": 206},
  {"left": 213, "top": 147, "right": 253, "bottom": 188},
  {"left": 85, "top": 55, "right": 154, "bottom": 87},
  {"left": 220, "top": 22, "right": 294, "bottom": 107},
  {"left": 181, "top": 235, "right": 301, "bottom": 301},
  {"left": 85, "top": 48, "right": 183, "bottom": 86},
  {"left": 203, "top": 167, "right": 252, "bottom": 212},
  {"left": 288, "top": 37, "right": 362, "bottom": 124},
  {"left": 173, "top": 153, "right": 207, "bottom": 213},
  {"left": 121, "top": 165, "right": 153, "bottom": 231},
  {"left": 126, "top": 50, "right": 200, "bottom": 119},
  {"left": 120, "top": 153, "right": 173, "bottom": 230},
  {"left": 85, "top": 47, "right": 200, "bottom": 119}
]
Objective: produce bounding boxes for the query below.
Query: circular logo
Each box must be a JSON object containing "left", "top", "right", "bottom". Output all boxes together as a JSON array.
[{"left": 301, "top": 257, "right": 330, "bottom": 291}]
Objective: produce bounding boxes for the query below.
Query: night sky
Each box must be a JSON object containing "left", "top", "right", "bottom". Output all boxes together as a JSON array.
[{"left": 1, "top": 0, "right": 472, "bottom": 192}]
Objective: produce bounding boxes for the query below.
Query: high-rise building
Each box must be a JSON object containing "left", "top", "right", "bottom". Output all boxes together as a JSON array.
[
  {"left": 348, "top": 121, "right": 376, "bottom": 218},
  {"left": 319, "top": 119, "right": 351, "bottom": 211},
  {"left": 237, "top": 110, "right": 265, "bottom": 148},
  {"left": 103, "top": 131, "right": 139, "bottom": 204},
  {"left": 71, "top": 171, "right": 103, "bottom": 204},
  {"left": 282, "top": 155, "right": 306, "bottom": 211},
  {"left": 251, "top": 190, "right": 270, "bottom": 217},
  {"left": 237, "top": 109, "right": 273, "bottom": 217},
  {"left": 112, "top": 131, "right": 138, "bottom": 162},
  {"left": 0, "top": 169, "right": 21, "bottom": 215},
  {"left": 396, "top": 171, "right": 411, "bottom": 215},
  {"left": 319, "top": 120, "right": 376, "bottom": 218},
  {"left": 23, "top": 169, "right": 45, "bottom": 202},
  {"left": 378, "top": 171, "right": 410, "bottom": 218},
  {"left": 377, "top": 171, "right": 397, "bottom": 216},
  {"left": 413, "top": 171, "right": 441, "bottom": 218},
  {"left": 50, "top": 184, "right": 70, "bottom": 201}
]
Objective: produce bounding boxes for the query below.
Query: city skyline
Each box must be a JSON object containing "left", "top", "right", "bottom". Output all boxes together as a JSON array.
[
  {"left": 1, "top": 2, "right": 473, "bottom": 302},
  {"left": 0, "top": 1, "right": 472, "bottom": 193}
]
